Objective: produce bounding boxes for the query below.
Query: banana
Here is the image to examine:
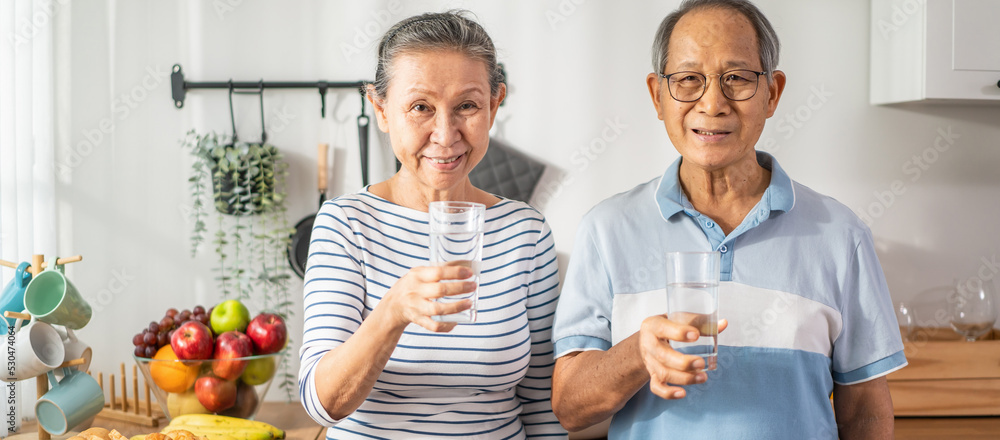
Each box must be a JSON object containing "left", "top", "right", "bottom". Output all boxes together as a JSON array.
[
  {"left": 168, "top": 414, "right": 284, "bottom": 439},
  {"left": 162, "top": 425, "right": 274, "bottom": 440}
]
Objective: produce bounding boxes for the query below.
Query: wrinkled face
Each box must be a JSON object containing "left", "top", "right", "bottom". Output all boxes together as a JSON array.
[
  {"left": 647, "top": 8, "right": 784, "bottom": 171},
  {"left": 372, "top": 50, "right": 503, "bottom": 194}
]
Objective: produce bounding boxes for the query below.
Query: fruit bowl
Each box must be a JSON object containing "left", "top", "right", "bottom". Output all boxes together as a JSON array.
[{"left": 133, "top": 350, "right": 284, "bottom": 421}]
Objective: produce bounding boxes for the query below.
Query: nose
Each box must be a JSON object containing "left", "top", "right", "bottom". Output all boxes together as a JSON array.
[
  {"left": 695, "top": 76, "right": 731, "bottom": 116},
  {"left": 429, "top": 110, "right": 461, "bottom": 147}
]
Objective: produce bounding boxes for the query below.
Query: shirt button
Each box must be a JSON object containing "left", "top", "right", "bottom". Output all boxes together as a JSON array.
[
  {"left": 720, "top": 245, "right": 728, "bottom": 253},
  {"left": 705, "top": 220, "right": 715, "bottom": 228},
  {"left": 758, "top": 210, "right": 768, "bottom": 219}
]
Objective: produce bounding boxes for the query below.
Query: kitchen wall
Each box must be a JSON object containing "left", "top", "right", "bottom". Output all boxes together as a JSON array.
[{"left": 6, "top": 0, "right": 1000, "bottom": 403}]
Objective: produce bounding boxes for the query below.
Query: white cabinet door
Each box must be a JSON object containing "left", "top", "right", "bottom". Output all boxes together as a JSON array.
[
  {"left": 925, "top": 0, "right": 1000, "bottom": 100},
  {"left": 871, "top": 0, "right": 1000, "bottom": 104}
]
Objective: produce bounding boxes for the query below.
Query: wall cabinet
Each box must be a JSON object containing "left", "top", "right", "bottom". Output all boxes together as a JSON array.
[{"left": 870, "top": 0, "right": 1000, "bottom": 104}]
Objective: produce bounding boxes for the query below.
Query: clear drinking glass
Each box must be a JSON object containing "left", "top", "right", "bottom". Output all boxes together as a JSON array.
[
  {"left": 428, "top": 201, "right": 485, "bottom": 323},
  {"left": 665, "top": 251, "right": 721, "bottom": 371},
  {"left": 950, "top": 279, "right": 998, "bottom": 342}
]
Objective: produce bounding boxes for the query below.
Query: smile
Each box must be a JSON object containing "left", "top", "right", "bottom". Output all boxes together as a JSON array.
[
  {"left": 431, "top": 156, "right": 460, "bottom": 164},
  {"left": 693, "top": 129, "right": 730, "bottom": 136}
]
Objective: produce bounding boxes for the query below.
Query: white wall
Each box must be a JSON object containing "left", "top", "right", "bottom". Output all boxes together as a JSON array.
[{"left": 7, "top": 0, "right": 1000, "bottom": 403}]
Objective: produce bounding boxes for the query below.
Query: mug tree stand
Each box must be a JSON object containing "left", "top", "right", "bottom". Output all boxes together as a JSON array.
[{"left": 0, "top": 254, "right": 92, "bottom": 440}]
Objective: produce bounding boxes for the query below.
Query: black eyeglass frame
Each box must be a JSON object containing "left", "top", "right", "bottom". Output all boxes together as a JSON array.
[{"left": 658, "top": 70, "right": 768, "bottom": 102}]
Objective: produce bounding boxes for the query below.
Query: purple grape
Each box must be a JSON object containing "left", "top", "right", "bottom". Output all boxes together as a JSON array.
[
  {"left": 178, "top": 310, "right": 191, "bottom": 322},
  {"left": 133, "top": 333, "right": 144, "bottom": 346},
  {"left": 165, "top": 308, "right": 178, "bottom": 318},
  {"left": 160, "top": 316, "right": 175, "bottom": 330},
  {"left": 148, "top": 322, "right": 160, "bottom": 333},
  {"left": 144, "top": 345, "right": 157, "bottom": 358},
  {"left": 143, "top": 332, "right": 157, "bottom": 345},
  {"left": 193, "top": 305, "right": 206, "bottom": 315},
  {"left": 134, "top": 345, "right": 146, "bottom": 357},
  {"left": 157, "top": 333, "right": 169, "bottom": 347}
]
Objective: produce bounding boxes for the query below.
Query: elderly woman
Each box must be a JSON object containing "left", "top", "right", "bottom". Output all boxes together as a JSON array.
[
  {"left": 551, "top": 0, "right": 905, "bottom": 439},
  {"left": 298, "top": 11, "right": 566, "bottom": 440}
]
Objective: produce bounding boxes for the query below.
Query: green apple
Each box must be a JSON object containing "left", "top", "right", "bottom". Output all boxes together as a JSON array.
[
  {"left": 210, "top": 299, "right": 251, "bottom": 334},
  {"left": 240, "top": 356, "right": 276, "bottom": 386},
  {"left": 167, "top": 390, "right": 210, "bottom": 417}
]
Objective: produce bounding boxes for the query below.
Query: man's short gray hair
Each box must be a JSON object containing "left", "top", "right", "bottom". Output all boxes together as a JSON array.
[
  {"left": 370, "top": 10, "right": 503, "bottom": 101},
  {"left": 651, "top": 0, "right": 780, "bottom": 83}
]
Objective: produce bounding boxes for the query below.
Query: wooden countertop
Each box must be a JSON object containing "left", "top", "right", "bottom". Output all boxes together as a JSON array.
[
  {"left": 10, "top": 402, "right": 325, "bottom": 440},
  {"left": 11, "top": 403, "right": 999, "bottom": 439}
]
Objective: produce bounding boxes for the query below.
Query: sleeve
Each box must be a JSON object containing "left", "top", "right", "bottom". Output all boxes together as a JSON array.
[
  {"left": 298, "top": 200, "right": 367, "bottom": 426},
  {"left": 830, "top": 227, "right": 907, "bottom": 385},
  {"left": 515, "top": 220, "right": 568, "bottom": 439},
  {"left": 551, "top": 212, "right": 614, "bottom": 358}
]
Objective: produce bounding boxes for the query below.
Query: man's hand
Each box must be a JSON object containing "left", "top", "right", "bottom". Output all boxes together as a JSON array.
[{"left": 639, "top": 315, "right": 728, "bottom": 399}]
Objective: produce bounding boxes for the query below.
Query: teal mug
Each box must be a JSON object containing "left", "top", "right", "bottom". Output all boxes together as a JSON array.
[
  {"left": 23, "top": 263, "right": 92, "bottom": 330},
  {"left": 0, "top": 262, "right": 32, "bottom": 328},
  {"left": 35, "top": 367, "right": 105, "bottom": 435}
]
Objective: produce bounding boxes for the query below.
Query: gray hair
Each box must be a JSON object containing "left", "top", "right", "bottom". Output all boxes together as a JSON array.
[
  {"left": 369, "top": 10, "right": 504, "bottom": 101},
  {"left": 651, "top": 0, "right": 780, "bottom": 83}
]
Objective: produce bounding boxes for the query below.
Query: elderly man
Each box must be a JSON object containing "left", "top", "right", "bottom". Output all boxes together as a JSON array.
[{"left": 550, "top": 0, "right": 906, "bottom": 439}]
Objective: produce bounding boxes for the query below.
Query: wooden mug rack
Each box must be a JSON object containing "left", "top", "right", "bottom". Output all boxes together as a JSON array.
[{"left": 0, "top": 254, "right": 87, "bottom": 440}]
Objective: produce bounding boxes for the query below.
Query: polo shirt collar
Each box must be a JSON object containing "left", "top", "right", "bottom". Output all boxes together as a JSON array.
[{"left": 654, "top": 151, "right": 795, "bottom": 221}]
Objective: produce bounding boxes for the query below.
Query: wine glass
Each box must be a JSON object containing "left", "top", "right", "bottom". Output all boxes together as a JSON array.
[{"left": 950, "top": 279, "right": 998, "bottom": 342}]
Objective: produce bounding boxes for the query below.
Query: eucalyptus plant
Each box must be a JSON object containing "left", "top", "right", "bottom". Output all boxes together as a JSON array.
[{"left": 181, "top": 129, "right": 296, "bottom": 398}]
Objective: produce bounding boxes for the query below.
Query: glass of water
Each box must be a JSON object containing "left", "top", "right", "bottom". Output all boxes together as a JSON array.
[
  {"left": 666, "top": 251, "right": 721, "bottom": 370},
  {"left": 428, "top": 201, "right": 485, "bottom": 323}
]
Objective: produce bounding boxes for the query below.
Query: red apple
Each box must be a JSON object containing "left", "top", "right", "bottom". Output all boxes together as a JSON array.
[
  {"left": 219, "top": 381, "right": 259, "bottom": 419},
  {"left": 212, "top": 331, "right": 252, "bottom": 380},
  {"left": 170, "top": 321, "right": 214, "bottom": 360},
  {"left": 194, "top": 375, "right": 237, "bottom": 413},
  {"left": 245, "top": 313, "right": 288, "bottom": 355}
]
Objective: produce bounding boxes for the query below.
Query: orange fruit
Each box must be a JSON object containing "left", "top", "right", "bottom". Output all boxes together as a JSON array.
[{"left": 149, "top": 345, "right": 200, "bottom": 393}]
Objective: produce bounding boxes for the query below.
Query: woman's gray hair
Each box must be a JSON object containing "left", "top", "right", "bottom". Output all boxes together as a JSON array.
[
  {"left": 651, "top": 0, "right": 780, "bottom": 83},
  {"left": 369, "top": 10, "right": 503, "bottom": 100}
]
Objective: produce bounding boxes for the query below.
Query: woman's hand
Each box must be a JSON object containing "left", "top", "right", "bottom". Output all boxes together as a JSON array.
[
  {"left": 638, "top": 315, "right": 729, "bottom": 399},
  {"left": 380, "top": 265, "right": 477, "bottom": 332}
]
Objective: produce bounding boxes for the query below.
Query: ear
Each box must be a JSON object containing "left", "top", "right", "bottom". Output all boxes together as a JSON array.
[
  {"left": 764, "top": 70, "right": 786, "bottom": 118},
  {"left": 488, "top": 83, "right": 507, "bottom": 126},
  {"left": 646, "top": 73, "right": 666, "bottom": 121},
  {"left": 366, "top": 84, "right": 390, "bottom": 133}
]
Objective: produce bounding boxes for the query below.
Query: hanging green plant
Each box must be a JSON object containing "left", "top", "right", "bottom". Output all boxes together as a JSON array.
[{"left": 180, "top": 128, "right": 296, "bottom": 399}]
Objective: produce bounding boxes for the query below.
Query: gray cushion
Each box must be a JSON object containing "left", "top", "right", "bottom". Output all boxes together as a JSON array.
[{"left": 469, "top": 138, "right": 546, "bottom": 204}]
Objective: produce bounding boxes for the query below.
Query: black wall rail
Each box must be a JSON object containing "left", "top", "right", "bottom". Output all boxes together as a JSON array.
[{"left": 170, "top": 64, "right": 369, "bottom": 118}]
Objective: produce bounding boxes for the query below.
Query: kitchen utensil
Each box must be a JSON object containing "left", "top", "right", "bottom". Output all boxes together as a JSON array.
[
  {"left": 666, "top": 251, "right": 721, "bottom": 371},
  {"left": 358, "top": 89, "right": 370, "bottom": 186},
  {"left": 23, "top": 262, "right": 92, "bottom": 329},
  {"left": 428, "top": 201, "right": 485, "bottom": 323},
  {"left": 288, "top": 144, "right": 329, "bottom": 278}
]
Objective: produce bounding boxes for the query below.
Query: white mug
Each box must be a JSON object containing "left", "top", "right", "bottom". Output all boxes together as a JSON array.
[
  {"left": 3, "top": 318, "right": 65, "bottom": 382},
  {"left": 53, "top": 326, "right": 92, "bottom": 379}
]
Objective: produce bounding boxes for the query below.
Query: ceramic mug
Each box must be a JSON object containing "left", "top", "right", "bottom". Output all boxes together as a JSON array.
[
  {"left": 35, "top": 367, "right": 105, "bottom": 435},
  {"left": 23, "top": 263, "right": 92, "bottom": 330},
  {"left": 52, "top": 326, "right": 92, "bottom": 379},
  {"left": 0, "top": 262, "right": 32, "bottom": 328},
  {"left": 2, "top": 319, "right": 65, "bottom": 382}
]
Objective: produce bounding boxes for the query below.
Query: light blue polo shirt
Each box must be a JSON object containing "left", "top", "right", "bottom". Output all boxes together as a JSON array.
[{"left": 552, "top": 152, "right": 906, "bottom": 440}]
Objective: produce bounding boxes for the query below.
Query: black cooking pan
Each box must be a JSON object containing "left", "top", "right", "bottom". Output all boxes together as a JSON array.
[{"left": 289, "top": 143, "right": 328, "bottom": 278}]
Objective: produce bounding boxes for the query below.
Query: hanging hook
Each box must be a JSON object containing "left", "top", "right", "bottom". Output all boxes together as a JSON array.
[
  {"left": 258, "top": 80, "right": 267, "bottom": 143},
  {"left": 318, "top": 82, "right": 328, "bottom": 118},
  {"left": 228, "top": 80, "right": 238, "bottom": 144}
]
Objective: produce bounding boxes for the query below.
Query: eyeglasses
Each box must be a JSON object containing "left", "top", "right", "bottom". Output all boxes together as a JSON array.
[{"left": 658, "top": 69, "right": 767, "bottom": 102}]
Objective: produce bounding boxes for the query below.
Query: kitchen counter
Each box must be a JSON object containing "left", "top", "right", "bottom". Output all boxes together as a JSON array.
[{"left": 11, "top": 405, "right": 999, "bottom": 439}]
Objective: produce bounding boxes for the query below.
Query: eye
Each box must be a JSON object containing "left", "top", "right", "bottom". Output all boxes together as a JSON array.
[
  {"left": 724, "top": 72, "right": 754, "bottom": 83},
  {"left": 456, "top": 101, "right": 480, "bottom": 114},
  {"left": 411, "top": 103, "right": 430, "bottom": 112}
]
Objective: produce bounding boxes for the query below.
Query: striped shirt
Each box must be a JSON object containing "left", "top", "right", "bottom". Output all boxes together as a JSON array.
[{"left": 299, "top": 190, "right": 567, "bottom": 440}]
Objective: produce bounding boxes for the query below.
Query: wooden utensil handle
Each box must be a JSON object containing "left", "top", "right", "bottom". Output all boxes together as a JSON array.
[
  {"left": 0, "top": 259, "right": 17, "bottom": 269},
  {"left": 40, "top": 255, "right": 83, "bottom": 270},
  {"left": 318, "top": 143, "right": 329, "bottom": 193},
  {"left": 3, "top": 311, "right": 31, "bottom": 320}
]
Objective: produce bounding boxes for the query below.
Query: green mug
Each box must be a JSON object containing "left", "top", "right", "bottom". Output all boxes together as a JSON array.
[
  {"left": 23, "top": 263, "right": 92, "bottom": 330},
  {"left": 35, "top": 367, "right": 105, "bottom": 435}
]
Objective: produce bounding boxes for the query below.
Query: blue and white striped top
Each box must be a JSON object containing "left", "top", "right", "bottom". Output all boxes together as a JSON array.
[{"left": 299, "top": 190, "right": 567, "bottom": 440}]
